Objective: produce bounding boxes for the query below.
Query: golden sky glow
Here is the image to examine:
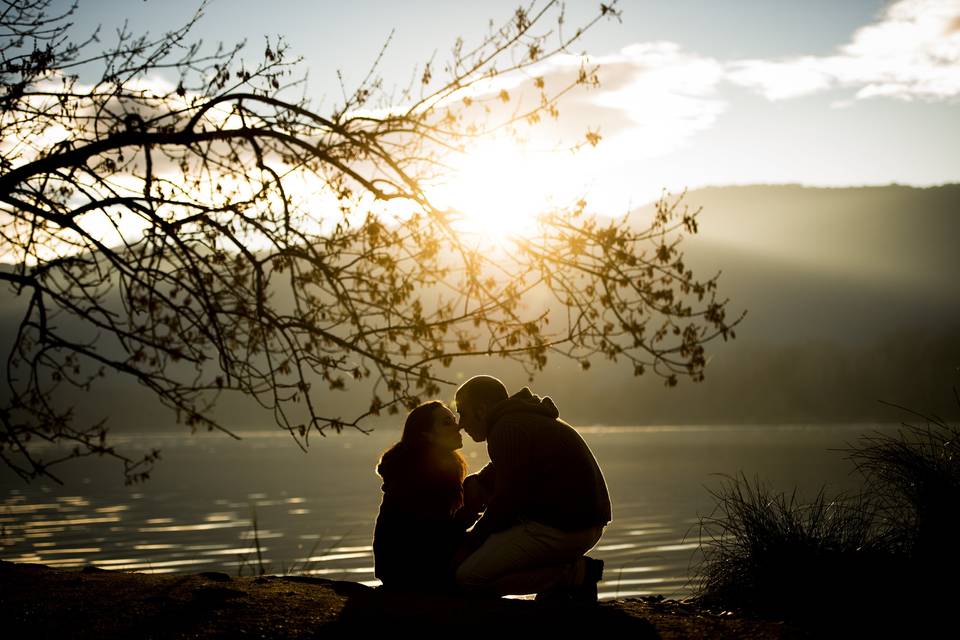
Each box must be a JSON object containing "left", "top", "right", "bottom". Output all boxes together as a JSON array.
[
  {"left": 426, "top": 137, "right": 585, "bottom": 244},
  {"left": 8, "top": 0, "right": 960, "bottom": 262},
  {"left": 41, "top": 0, "right": 960, "bottom": 198}
]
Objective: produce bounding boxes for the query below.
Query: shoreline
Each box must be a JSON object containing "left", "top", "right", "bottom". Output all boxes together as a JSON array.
[{"left": 0, "top": 560, "right": 794, "bottom": 638}]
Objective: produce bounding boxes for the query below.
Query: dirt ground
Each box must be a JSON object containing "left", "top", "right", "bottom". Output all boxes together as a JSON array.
[{"left": 0, "top": 561, "right": 801, "bottom": 638}]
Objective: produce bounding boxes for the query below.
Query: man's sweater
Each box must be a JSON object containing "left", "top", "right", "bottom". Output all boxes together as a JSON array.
[{"left": 472, "top": 388, "right": 612, "bottom": 539}]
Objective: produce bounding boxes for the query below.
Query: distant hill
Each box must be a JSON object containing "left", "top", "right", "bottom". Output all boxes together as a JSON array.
[
  {"left": 1, "top": 184, "right": 958, "bottom": 432},
  {"left": 534, "top": 184, "right": 960, "bottom": 424},
  {"left": 675, "top": 184, "right": 959, "bottom": 342}
]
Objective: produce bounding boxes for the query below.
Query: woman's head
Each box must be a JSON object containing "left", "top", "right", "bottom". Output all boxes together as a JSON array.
[
  {"left": 401, "top": 400, "right": 463, "bottom": 452},
  {"left": 377, "top": 401, "right": 467, "bottom": 515}
]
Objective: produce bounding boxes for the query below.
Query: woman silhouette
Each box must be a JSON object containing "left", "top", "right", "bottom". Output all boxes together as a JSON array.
[{"left": 373, "top": 401, "right": 482, "bottom": 590}]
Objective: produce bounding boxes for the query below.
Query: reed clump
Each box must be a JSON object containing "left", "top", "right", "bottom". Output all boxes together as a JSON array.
[
  {"left": 694, "top": 475, "right": 896, "bottom": 622},
  {"left": 694, "top": 389, "right": 960, "bottom": 625},
  {"left": 847, "top": 393, "right": 960, "bottom": 565}
]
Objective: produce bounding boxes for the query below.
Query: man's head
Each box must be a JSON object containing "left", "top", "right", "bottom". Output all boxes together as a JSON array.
[{"left": 454, "top": 375, "right": 508, "bottom": 443}]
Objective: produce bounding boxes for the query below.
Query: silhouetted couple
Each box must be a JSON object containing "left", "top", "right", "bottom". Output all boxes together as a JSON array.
[{"left": 373, "top": 375, "right": 611, "bottom": 602}]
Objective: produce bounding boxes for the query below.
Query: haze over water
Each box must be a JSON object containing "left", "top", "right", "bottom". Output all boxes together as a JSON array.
[{"left": 0, "top": 424, "right": 892, "bottom": 600}]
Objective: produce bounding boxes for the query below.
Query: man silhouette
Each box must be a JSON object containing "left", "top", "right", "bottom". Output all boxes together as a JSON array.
[{"left": 454, "top": 375, "right": 611, "bottom": 601}]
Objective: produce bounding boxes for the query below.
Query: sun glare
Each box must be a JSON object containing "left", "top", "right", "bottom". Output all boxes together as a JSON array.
[{"left": 428, "top": 139, "right": 571, "bottom": 244}]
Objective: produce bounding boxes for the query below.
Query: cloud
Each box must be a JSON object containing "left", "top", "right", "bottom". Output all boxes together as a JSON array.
[
  {"left": 589, "top": 43, "right": 727, "bottom": 156},
  {"left": 413, "top": 1, "right": 960, "bottom": 215},
  {"left": 425, "top": 41, "right": 727, "bottom": 158},
  {"left": 478, "top": 43, "right": 730, "bottom": 208},
  {"left": 486, "top": 42, "right": 727, "bottom": 165},
  {"left": 415, "top": 41, "right": 729, "bottom": 207},
  {"left": 728, "top": 0, "right": 960, "bottom": 102}
]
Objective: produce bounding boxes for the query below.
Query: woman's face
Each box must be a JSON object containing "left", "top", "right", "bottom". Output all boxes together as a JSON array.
[{"left": 427, "top": 405, "right": 463, "bottom": 451}]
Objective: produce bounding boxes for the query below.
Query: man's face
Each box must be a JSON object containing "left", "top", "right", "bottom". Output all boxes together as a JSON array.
[{"left": 455, "top": 394, "right": 487, "bottom": 443}]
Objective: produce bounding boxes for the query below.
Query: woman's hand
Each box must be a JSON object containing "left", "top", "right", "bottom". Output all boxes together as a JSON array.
[
  {"left": 452, "top": 530, "right": 484, "bottom": 566},
  {"left": 462, "top": 474, "right": 489, "bottom": 513}
]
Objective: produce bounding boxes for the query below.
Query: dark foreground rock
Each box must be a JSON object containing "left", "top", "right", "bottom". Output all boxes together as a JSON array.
[{"left": 0, "top": 561, "right": 796, "bottom": 638}]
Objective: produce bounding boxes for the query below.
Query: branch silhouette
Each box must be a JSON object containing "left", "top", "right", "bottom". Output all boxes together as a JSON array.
[{"left": 0, "top": 0, "right": 740, "bottom": 484}]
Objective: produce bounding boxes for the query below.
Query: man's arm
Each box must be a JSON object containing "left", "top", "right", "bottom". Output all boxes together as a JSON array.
[{"left": 468, "top": 423, "right": 528, "bottom": 541}]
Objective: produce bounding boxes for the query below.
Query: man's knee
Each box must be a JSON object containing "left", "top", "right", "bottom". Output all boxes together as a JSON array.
[{"left": 455, "top": 554, "right": 495, "bottom": 588}]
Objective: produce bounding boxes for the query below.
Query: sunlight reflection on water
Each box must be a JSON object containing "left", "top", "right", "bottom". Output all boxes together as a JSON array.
[{"left": 1, "top": 424, "right": 895, "bottom": 599}]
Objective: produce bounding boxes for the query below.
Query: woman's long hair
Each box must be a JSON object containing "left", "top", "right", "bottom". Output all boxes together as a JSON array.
[{"left": 377, "top": 401, "right": 467, "bottom": 515}]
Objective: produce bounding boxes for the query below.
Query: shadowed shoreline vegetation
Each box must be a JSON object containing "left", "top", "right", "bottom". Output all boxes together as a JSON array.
[{"left": 693, "top": 389, "right": 960, "bottom": 632}]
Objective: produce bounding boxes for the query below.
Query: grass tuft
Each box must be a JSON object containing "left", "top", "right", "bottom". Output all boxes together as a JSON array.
[
  {"left": 695, "top": 474, "right": 891, "bottom": 620},
  {"left": 694, "top": 387, "right": 960, "bottom": 626},
  {"left": 845, "top": 393, "right": 960, "bottom": 562}
]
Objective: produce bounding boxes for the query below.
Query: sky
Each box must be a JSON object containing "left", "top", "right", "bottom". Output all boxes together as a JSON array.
[{"left": 43, "top": 0, "right": 960, "bottom": 216}]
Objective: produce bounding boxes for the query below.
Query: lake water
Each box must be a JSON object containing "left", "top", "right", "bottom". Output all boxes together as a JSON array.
[{"left": 0, "top": 424, "right": 894, "bottom": 600}]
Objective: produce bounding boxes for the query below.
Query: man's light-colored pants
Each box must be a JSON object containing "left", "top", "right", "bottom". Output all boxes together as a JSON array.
[{"left": 455, "top": 519, "right": 604, "bottom": 596}]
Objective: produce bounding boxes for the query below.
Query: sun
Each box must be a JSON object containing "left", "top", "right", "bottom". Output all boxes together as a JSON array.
[{"left": 427, "top": 138, "right": 567, "bottom": 243}]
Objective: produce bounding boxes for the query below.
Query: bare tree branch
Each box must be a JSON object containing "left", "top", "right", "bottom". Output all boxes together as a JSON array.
[{"left": 0, "top": 0, "right": 741, "bottom": 484}]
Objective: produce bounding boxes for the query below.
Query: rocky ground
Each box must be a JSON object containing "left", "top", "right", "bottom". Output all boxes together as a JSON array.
[{"left": 0, "top": 561, "right": 804, "bottom": 638}]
